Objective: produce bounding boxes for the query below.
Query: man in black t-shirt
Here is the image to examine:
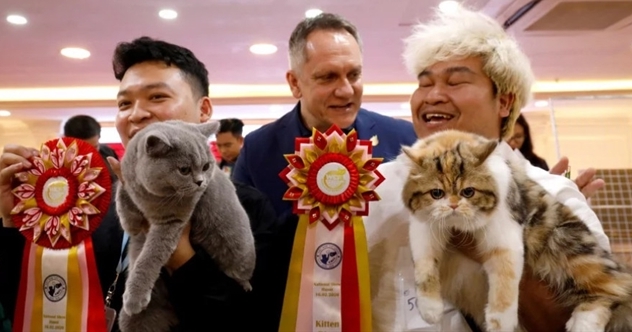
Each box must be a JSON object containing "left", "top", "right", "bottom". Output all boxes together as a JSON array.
[{"left": 0, "top": 37, "right": 287, "bottom": 332}]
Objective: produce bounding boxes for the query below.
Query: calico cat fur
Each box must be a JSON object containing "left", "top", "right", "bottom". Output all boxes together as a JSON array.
[
  {"left": 401, "top": 130, "right": 632, "bottom": 332},
  {"left": 115, "top": 120, "right": 256, "bottom": 332}
]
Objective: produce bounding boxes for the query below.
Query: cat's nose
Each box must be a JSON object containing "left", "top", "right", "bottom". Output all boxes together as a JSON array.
[
  {"left": 195, "top": 180, "right": 203, "bottom": 186},
  {"left": 449, "top": 204, "right": 458, "bottom": 210}
]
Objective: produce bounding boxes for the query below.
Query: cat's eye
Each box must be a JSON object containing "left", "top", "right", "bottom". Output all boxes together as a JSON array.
[
  {"left": 179, "top": 167, "right": 191, "bottom": 175},
  {"left": 460, "top": 187, "right": 475, "bottom": 198},
  {"left": 429, "top": 189, "right": 444, "bottom": 199},
  {"left": 202, "top": 163, "right": 210, "bottom": 171}
]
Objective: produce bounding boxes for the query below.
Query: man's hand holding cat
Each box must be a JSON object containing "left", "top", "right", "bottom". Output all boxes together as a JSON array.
[
  {"left": 164, "top": 223, "right": 195, "bottom": 274},
  {"left": 0, "top": 144, "right": 39, "bottom": 227},
  {"left": 107, "top": 157, "right": 123, "bottom": 185},
  {"left": 550, "top": 156, "right": 605, "bottom": 199},
  {"left": 451, "top": 232, "right": 570, "bottom": 332}
]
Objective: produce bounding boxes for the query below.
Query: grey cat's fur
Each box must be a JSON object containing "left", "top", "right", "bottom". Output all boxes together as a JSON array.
[{"left": 115, "top": 120, "right": 256, "bottom": 332}]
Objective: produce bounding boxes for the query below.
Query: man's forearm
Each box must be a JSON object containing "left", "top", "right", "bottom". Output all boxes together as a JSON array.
[
  {"left": 164, "top": 245, "right": 195, "bottom": 274},
  {"left": 518, "top": 268, "right": 572, "bottom": 332}
]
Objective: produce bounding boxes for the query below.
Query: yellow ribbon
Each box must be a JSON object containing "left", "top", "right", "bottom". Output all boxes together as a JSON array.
[{"left": 279, "top": 215, "right": 309, "bottom": 332}]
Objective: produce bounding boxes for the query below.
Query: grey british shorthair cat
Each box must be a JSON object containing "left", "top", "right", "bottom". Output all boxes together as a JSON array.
[{"left": 115, "top": 120, "right": 256, "bottom": 332}]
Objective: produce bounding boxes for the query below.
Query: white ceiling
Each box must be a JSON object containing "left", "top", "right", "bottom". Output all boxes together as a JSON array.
[{"left": 1, "top": 0, "right": 632, "bottom": 122}]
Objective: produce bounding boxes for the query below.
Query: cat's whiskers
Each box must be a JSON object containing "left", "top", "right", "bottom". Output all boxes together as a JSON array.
[
  {"left": 451, "top": 226, "right": 479, "bottom": 250},
  {"left": 429, "top": 216, "right": 451, "bottom": 248},
  {"left": 156, "top": 191, "right": 183, "bottom": 207}
]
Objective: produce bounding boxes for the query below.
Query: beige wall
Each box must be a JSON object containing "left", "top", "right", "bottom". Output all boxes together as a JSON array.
[
  {"left": 0, "top": 119, "right": 61, "bottom": 154},
  {"left": 2, "top": 98, "right": 631, "bottom": 174},
  {"left": 523, "top": 98, "right": 632, "bottom": 173}
]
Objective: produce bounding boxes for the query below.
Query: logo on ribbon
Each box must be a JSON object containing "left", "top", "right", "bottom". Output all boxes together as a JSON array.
[
  {"left": 315, "top": 243, "right": 342, "bottom": 270},
  {"left": 43, "top": 274, "right": 67, "bottom": 303}
]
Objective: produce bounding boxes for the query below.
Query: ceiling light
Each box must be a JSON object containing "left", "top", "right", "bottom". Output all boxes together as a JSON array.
[
  {"left": 6, "top": 15, "right": 27, "bottom": 25},
  {"left": 60, "top": 47, "right": 91, "bottom": 59},
  {"left": 0, "top": 110, "right": 11, "bottom": 117},
  {"left": 159, "top": 9, "right": 178, "bottom": 20},
  {"left": 438, "top": 1, "right": 460, "bottom": 13},
  {"left": 305, "top": 9, "right": 323, "bottom": 18},
  {"left": 534, "top": 100, "right": 549, "bottom": 108},
  {"left": 249, "top": 43, "right": 277, "bottom": 55}
]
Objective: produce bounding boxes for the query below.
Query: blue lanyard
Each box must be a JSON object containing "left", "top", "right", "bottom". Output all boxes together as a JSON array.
[
  {"left": 116, "top": 232, "right": 129, "bottom": 274},
  {"left": 105, "top": 232, "right": 130, "bottom": 307}
]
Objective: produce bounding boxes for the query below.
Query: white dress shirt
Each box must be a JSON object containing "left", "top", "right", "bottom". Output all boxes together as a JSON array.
[{"left": 363, "top": 142, "right": 610, "bottom": 332}]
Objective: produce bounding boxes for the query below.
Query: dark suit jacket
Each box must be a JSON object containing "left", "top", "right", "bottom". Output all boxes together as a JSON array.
[{"left": 233, "top": 102, "right": 418, "bottom": 218}]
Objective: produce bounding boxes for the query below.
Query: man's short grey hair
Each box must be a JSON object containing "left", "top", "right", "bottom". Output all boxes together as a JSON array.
[
  {"left": 288, "top": 13, "right": 362, "bottom": 71},
  {"left": 403, "top": 6, "right": 535, "bottom": 140}
]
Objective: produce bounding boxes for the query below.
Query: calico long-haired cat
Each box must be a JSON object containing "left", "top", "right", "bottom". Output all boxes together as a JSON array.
[
  {"left": 401, "top": 130, "right": 632, "bottom": 332},
  {"left": 115, "top": 120, "right": 256, "bottom": 332}
]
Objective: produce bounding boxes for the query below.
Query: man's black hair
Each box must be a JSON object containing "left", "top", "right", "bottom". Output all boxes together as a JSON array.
[
  {"left": 218, "top": 118, "right": 244, "bottom": 137},
  {"left": 112, "top": 36, "right": 209, "bottom": 98},
  {"left": 63, "top": 115, "right": 101, "bottom": 139}
]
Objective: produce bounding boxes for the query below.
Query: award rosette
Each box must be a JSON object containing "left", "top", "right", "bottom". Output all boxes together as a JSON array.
[
  {"left": 10, "top": 138, "right": 110, "bottom": 332},
  {"left": 278, "top": 125, "right": 384, "bottom": 332}
]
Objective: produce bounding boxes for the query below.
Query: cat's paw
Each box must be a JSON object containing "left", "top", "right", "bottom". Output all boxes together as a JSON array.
[
  {"left": 415, "top": 295, "right": 444, "bottom": 324},
  {"left": 565, "top": 309, "right": 607, "bottom": 332},
  {"left": 123, "top": 289, "right": 151, "bottom": 315},
  {"left": 485, "top": 308, "right": 519, "bottom": 332},
  {"left": 239, "top": 280, "right": 252, "bottom": 292}
]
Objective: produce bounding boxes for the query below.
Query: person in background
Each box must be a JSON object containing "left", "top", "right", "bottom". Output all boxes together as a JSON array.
[
  {"left": 63, "top": 114, "right": 120, "bottom": 182},
  {"left": 508, "top": 113, "right": 549, "bottom": 171},
  {"left": 216, "top": 118, "right": 244, "bottom": 176}
]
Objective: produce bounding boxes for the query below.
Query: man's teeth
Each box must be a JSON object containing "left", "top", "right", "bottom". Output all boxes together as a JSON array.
[{"left": 424, "top": 113, "right": 453, "bottom": 121}]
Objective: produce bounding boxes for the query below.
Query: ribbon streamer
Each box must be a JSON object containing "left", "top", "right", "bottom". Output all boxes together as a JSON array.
[
  {"left": 279, "top": 125, "right": 384, "bottom": 332},
  {"left": 10, "top": 137, "right": 110, "bottom": 331}
]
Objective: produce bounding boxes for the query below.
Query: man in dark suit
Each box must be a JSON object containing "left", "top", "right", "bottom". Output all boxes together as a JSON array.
[
  {"left": 232, "top": 14, "right": 417, "bottom": 329},
  {"left": 233, "top": 13, "right": 417, "bottom": 218}
]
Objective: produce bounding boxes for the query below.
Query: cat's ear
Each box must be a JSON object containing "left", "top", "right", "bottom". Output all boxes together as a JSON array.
[
  {"left": 401, "top": 146, "right": 417, "bottom": 162},
  {"left": 402, "top": 145, "right": 428, "bottom": 170},
  {"left": 198, "top": 121, "right": 221, "bottom": 138},
  {"left": 470, "top": 140, "right": 498, "bottom": 166},
  {"left": 145, "top": 133, "right": 172, "bottom": 157}
]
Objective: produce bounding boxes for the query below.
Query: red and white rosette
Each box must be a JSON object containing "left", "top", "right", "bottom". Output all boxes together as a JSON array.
[
  {"left": 11, "top": 138, "right": 111, "bottom": 248},
  {"left": 279, "top": 125, "right": 384, "bottom": 332},
  {"left": 10, "top": 137, "right": 109, "bottom": 332}
]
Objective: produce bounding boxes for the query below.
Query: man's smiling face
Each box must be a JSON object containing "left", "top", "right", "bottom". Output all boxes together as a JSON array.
[
  {"left": 115, "top": 61, "right": 209, "bottom": 146},
  {"left": 409, "top": 57, "right": 512, "bottom": 140}
]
